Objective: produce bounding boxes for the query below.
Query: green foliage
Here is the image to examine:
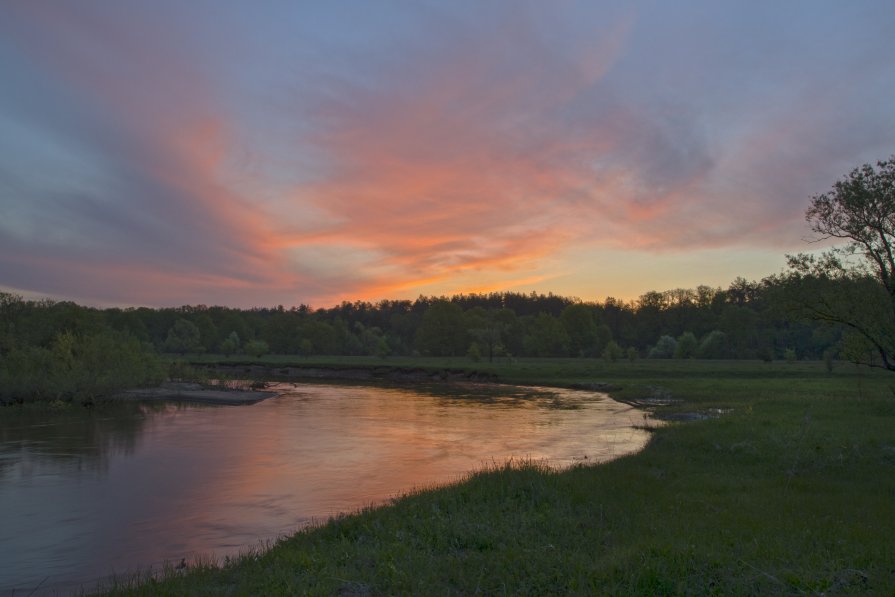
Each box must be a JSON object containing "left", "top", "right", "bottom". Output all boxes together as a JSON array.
[
  {"left": 0, "top": 279, "right": 859, "bottom": 370},
  {"left": 601, "top": 340, "right": 624, "bottom": 362},
  {"left": 415, "top": 300, "right": 467, "bottom": 356},
  {"left": 697, "top": 330, "right": 728, "bottom": 359},
  {"left": 164, "top": 319, "right": 203, "bottom": 354},
  {"left": 648, "top": 335, "right": 677, "bottom": 359},
  {"left": 465, "top": 307, "right": 512, "bottom": 363},
  {"left": 0, "top": 329, "right": 164, "bottom": 404},
  {"left": 783, "top": 156, "right": 895, "bottom": 371},
  {"left": 99, "top": 359, "right": 895, "bottom": 595},
  {"left": 219, "top": 331, "right": 240, "bottom": 356},
  {"left": 243, "top": 339, "right": 270, "bottom": 358},
  {"left": 560, "top": 303, "right": 598, "bottom": 356},
  {"left": 466, "top": 342, "right": 482, "bottom": 362},
  {"left": 784, "top": 348, "right": 797, "bottom": 363},
  {"left": 626, "top": 346, "right": 638, "bottom": 361},
  {"left": 524, "top": 313, "right": 570, "bottom": 357},
  {"left": 673, "top": 331, "right": 698, "bottom": 359}
]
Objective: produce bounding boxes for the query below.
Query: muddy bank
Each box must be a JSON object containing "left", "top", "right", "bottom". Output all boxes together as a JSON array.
[
  {"left": 200, "top": 363, "right": 500, "bottom": 384},
  {"left": 116, "top": 381, "right": 278, "bottom": 405}
]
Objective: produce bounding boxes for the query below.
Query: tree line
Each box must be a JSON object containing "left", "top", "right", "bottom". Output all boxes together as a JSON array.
[
  {"left": 0, "top": 277, "right": 842, "bottom": 368},
  {"left": 2, "top": 154, "right": 892, "bottom": 404}
]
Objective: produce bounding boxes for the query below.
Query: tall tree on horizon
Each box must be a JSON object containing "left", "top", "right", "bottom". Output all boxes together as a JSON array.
[{"left": 781, "top": 156, "right": 895, "bottom": 370}]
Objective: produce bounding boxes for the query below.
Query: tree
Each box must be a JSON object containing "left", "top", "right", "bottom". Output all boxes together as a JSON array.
[
  {"left": 648, "top": 335, "right": 677, "bottom": 359},
  {"left": 602, "top": 340, "right": 624, "bottom": 362},
  {"left": 220, "top": 331, "right": 240, "bottom": 356},
  {"left": 466, "top": 307, "right": 511, "bottom": 362},
  {"left": 560, "top": 304, "right": 598, "bottom": 356},
  {"left": 164, "top": 319, "right": 203, "bottom": 355},
  {"left": 674, "top": 332, "right": 698, "bottom": 359},
  {"left": 524, "top": 313, "right": 570, "bottom": 357},
  {"left": 784, "top": 156, "right": 895, "bottom": 371},
  {"left": 243, "top": 339, "right": 269, "bottom": 358},
  {"left": 415, "top": 300, "right": 467, "bottom": 356},
  {"left": 697, "top": 330, "right": 728, "bottom": 359}
]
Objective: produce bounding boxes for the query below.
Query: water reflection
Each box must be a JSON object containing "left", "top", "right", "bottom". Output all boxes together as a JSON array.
[
  {"left": 0, "top": 403, "right": 159, "bottom": 480},
  {"left": 0, "top": 382, "right": 650, "bottom": 595}
]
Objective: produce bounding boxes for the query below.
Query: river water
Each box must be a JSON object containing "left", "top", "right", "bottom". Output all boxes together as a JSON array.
[{"left": 0, "top": 381, "right": 650, "bottom": 594}]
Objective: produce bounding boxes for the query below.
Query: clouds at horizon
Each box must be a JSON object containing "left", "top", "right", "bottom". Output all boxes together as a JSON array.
[{"left": 1, "top": 1, "right": 893, "bottom": 307}]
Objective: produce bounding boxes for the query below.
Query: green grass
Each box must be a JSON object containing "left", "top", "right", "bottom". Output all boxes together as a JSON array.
[{"left": 96, "top": 358, "right": 895, "bottom": 595}]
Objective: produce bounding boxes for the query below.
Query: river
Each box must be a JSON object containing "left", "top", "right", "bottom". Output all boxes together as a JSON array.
[{"left": 0, "top": 381, "right": 650, "bottom": 594}]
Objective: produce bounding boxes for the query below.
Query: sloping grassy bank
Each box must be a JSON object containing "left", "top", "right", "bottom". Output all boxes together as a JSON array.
[{"left": 98, "top": 359, "right": 895, "bottom": 595}]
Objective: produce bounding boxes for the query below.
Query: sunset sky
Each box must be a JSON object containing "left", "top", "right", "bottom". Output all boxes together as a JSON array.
[{"left": 2, "top": 1, "right": 893, "bottom": 308}]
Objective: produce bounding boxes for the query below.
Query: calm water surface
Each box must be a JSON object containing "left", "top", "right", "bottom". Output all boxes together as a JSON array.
[{"left": 0, "top": 382, "right": 650, "bottom": 594}]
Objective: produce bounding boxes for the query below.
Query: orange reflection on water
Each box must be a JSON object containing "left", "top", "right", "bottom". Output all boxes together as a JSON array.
[{"left": 0, "top": 383, "right": 650, "bottom": 594}]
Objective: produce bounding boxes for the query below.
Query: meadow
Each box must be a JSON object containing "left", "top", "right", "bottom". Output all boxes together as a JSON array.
[{"left": 94, "top": 357, "right": 895, "bottom": 595}]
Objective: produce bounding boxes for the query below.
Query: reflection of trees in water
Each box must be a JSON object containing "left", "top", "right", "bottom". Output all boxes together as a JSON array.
[{"left": 0, "top": 403, "right": 168, "bottom": 480}]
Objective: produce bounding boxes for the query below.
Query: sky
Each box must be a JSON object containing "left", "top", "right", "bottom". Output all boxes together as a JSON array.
[{"left": 1, "top": 1, "right": 893, "bottom": 309}]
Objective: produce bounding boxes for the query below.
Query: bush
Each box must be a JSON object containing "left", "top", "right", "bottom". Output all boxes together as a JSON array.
[
  {"left": 219, "top": 331, "right": 240, "bottom": 356},
  {"left": 0, "top": 330, "right": 164, "bottom": 404},
  {"left": 674, "top": 332, "right": 698, "bottom": 359},
  {"left": 697, "top": 330, "right": 728, "bottom": 359},
  {"left": 243, "top": 340, "right": 270, "bottom": 358},
  {"left": 602, "top": 340, "right": 624, "bottom": 362},
  {"left": 648, "top": 335, "right": 677, "bottom": 359},
  {"left": 467, "top": 342, "right": 482, "bottom": 362}
]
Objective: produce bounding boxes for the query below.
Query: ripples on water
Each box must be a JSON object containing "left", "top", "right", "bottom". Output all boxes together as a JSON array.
[{"left": 0, "top": 382, "right": 650, "bottom": 594}]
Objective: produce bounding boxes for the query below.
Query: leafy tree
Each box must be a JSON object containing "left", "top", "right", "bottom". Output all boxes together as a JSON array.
[
  {"left": 697, "top": 330, "right": 728, "bottom": 359},
  {"left": 560, "top": 304, "right": 598, "bottom": 356},
  {"left": 595, "top": 324, "right": 613, "bottom": 355},
  {"left": 674, "top": 332, "right": 698, "bottom": 359},
  {"left": 602, "top": 340, "right": 624, "bottom": 362},
  {"left": 244, "top": 339, "right": 269, "bottom": 358},
  {"left": 0, "top": 329, "right": 163, "bottom": 404},
  {"left": 467, "top": 342, "right": 482, "bottom": 362},
  {"left": 783, "top": 156, "right": 895, "bottom": 370},
  {"left": 524, "top": 313, "right": 570, "bottom": 357},
  {"left": 466, "top": 307, "right": 510, "bottom": 362},
  {"left": 648, "top": 335, "right": 677, "bottom": 359},
  {"left": 416, "top": 300, "right": 467, "bottom": 356},
  {"left": 164, "top": 319, "right": 203, "bottom": 354},
  {"left": 194, "top": 314, "right": 219, "bottom": 353},
  {"left": 220, "top": 331, "right": 240, "bottom": 356}
]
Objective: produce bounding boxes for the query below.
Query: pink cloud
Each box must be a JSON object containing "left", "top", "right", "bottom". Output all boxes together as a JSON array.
[{"left": 4, "top": 3, "right": 891, "bottom": 308}]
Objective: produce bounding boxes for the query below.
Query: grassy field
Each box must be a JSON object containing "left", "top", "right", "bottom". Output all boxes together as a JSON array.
[{"left": 97, "top": 358, "right": 895, "bottom": 595}]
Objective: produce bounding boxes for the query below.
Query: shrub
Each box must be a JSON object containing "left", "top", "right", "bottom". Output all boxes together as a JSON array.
[
  {"left": 674, "top": 332, "right": 698, "bottom": 359},
  {"left": 602, "top": 340, "right": 624, "bottom": 362},
  {"left": 243, "top": 340, "right": 270, "bottom": 358},
  {"left": 697, "top": 330, "right": 728, "bottom": 359},
  {"left": 467, "top": 342, "right": 482, "bottom": 362},
  {"left": 648, "top": 335, "right": 677, "bottom": 359}
]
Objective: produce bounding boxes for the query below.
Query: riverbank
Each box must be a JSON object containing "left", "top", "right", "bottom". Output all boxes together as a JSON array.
[
  {"left": 115, "top": 381, "right": 278, "bottom": 405},
  {"left": 96, "top": 358, "right": 895, "bottom": 595}
]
